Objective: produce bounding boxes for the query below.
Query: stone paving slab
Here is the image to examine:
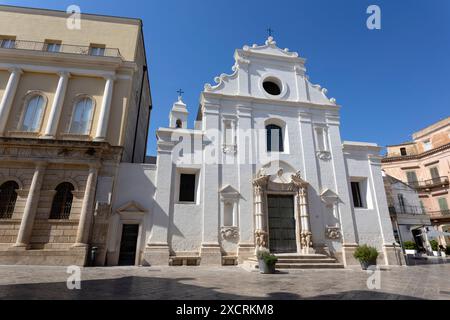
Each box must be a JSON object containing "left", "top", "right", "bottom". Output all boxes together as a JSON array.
[{"left": 0, "top": 264, "right": 449, "bottom": 300}]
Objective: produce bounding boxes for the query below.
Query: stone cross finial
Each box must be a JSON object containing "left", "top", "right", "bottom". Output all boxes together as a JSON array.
[
  {"left": 176, "top": 88, "right": 184, "bottom": 101},
  {"left": 266, "top": 27, "right": 274, "bottom": 38}
]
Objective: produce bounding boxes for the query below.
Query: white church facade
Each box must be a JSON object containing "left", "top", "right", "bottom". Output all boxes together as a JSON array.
[{"left": 108, "top": 36, "right": 402, "bottom": 268}]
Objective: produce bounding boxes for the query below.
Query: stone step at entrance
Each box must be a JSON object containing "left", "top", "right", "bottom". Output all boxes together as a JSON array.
[
  {"left": 242, "top": 253, "right": 344, "bottom": 271},
  {"left": 275, "top": 253, "right": 344, "bottom": 269}
]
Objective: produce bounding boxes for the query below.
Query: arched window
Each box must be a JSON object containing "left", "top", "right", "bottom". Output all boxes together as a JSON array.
[
  {"left": 69, "top": 97, "right": 94, "bottom": 135},
  {"left": 0, "top": 181, "right": 19, "bottom": 219},
  {"left": 176, "top": 119, "right": 182, "bottom": 128},
  {"left": 266, "top": 124, "right": 284, "bottom": 152},
  {"left": 49, "top": 182, "right": 74, "bottom": 220},
  {"left": 21, "top": 95, "right": 45, "bottom": 132}
]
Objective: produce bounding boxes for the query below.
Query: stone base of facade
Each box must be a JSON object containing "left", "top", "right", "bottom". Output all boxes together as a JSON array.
[
  {"left": 237, "top": 243, "right": 255, "bottom": 263},
  {"left": 382, "top": 244, "right": 404, "bottom": 266},
  {"left": 200, "top": 243, "right": 222, "bottom": 265},
  {"left": 341, "top": 243, "right": 360, "bottom": 266},
  {"left": 0, "top": 246, "right": 88, "bottom": 266},
  {"left": 142, "top": 243, "right": 170, "bottom": 266}
]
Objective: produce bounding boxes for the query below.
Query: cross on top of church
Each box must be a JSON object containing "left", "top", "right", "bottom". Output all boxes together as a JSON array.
[
  {"left": 177, "top": 88, "right": 184, "bottom": 100},
  {"left": 266, "top": 27, "right": 274, "bottom": 38}
]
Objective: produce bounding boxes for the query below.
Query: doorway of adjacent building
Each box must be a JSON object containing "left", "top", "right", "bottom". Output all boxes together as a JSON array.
[
  {"left": 118, "top": 224, "right": 139, "bottom": 266},
  {"left": 267, "top": 195, "right": 297, "bottom": 253},
  {"left": 412, "top": 228, "right": 425, "bottom": 253}
]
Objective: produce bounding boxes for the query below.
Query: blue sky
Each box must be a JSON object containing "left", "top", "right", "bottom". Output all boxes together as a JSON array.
[{"left": 3, "top": 0, "right": 450, "bottom": 156}]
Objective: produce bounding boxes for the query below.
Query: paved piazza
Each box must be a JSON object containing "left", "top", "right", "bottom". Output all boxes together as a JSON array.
[{"left": 0, "top": 263, "right": 449, "bottom": 300}]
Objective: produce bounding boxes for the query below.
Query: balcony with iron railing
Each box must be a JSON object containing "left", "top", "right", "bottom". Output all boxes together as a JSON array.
[
  {"left": 389, "top": 205, "right": 426, "bottom": 216},
  {"left": 0, "top": 40, "right": 122, "bottom": 59},
  {"left": 407, "top": 176, "right": 449, "bottom": 189},
  {"left": 428, "top": 209, "right": 450, "bottom": 220}
]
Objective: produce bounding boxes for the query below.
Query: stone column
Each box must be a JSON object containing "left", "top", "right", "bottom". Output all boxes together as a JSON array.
[
  {"left": 14, "top": 161, "right": 47, "bottom": 248},
  {"left": 73, "top": 164, "right": 99, "bottom": 247},
  {"left": 200, "top": 106, "right": 222, "bottom": 265},
  {"left": 42, "top": 71, "right": 70, "bottom": 139},
  {"left": 0, "top": 68, "right": 22, "bottom": 134},
  {"left": 298, "top": 186, "right": 313, "bottom": 253},
  {"left": 252, "top": 174, "right": 269, "bottom": 252},
  {"left": 236, "top": 105, "right": 254, "bottom": 261},
  {"left": 94, "top": 75, "right": 115, "bottom": 141},
  {"left": 232, "top": 201, "right": 238, "bottom": 227},
  {"left": 294, "top": 193, "right": 302, "bottom": 253}
]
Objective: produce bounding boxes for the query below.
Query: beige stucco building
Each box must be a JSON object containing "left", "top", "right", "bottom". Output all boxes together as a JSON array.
[
  {"left": 0, "top": 5, "right": 151, "bottom": 265},
  {"left": 382, "top": 117, "right": 450, "bottom": 247}
]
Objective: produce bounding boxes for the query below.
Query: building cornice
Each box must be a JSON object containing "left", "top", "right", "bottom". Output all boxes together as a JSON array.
[
  {"left": 201, "top": 91, "right": 341, "bottom": 111},
  {"left": 0, "top": 5, "right": 142, "bottom": 26},
  {"left": 382, "top": 142, "right": 450, "bottom": 163}
]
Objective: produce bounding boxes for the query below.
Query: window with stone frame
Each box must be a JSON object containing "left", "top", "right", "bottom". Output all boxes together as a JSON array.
[
  {"left": 0, "top": 181, "right": 19, "bottom": 219},
  {"left": 49, "top": 182, "right": 75, "bottom": 219},
  {"left": 350, "top": 181, "right": 364, "bottom": 208},
  {"left": 406, "top": 171, "right": 418, "bottom": 187},
  {"left": 21, "top": 94, "right": 46, "bottom": 132},
  {"left": 314, "top": 126, "right": 329, "bottom": 152},
  {"left": 69, "top": 97, "right": 94, "bottom": 135},
  {"left": 179, "top": 173, "right": 196, "bottom": 202},
  {"left": 266, "top": 124, "right": 284, "bottom": 152}
]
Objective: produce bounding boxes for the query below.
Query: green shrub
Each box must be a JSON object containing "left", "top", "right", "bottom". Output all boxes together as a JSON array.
[
  {"left": 256, "top": 248, "right": 278, "bottom": 266},
  {"left": 261, "top": 252, "right": 278, "bottom": 266},
  {"left": 430, "top": 240, "right": 439, "bottom": 251},
  {"left": 353, "top": 244, "right": 379, "bottom": 263},
  {"left": 445, "top": 247, "right": 450, "bottom": 255},
  {"left": 403, "top": 241, "right": 418, "bottom": 250}
]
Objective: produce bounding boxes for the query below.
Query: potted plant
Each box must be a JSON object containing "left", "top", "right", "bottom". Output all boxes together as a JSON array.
[
  {"left": 403, "top": 241, "right": 418, "bottom": 255},
  {"left": 353, "top": 244, "right": 379, "bottom": 270},
  {"left": 439, "top": 245, "right": 447, "bottom": 258},
  {"left": 430, "top": 240, "right": 439, "bottom": 256},
  {"left": 256, "top": 248, "right": 278, "bottom": 274}
]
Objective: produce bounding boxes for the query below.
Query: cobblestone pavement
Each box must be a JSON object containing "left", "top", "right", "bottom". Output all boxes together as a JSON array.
[{"left": 0, "top": 263, "right": 449, "bottom": 300}]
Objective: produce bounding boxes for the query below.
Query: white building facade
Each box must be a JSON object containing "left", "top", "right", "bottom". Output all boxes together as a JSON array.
[{"left": 108, "top": 37, "right": 401, "bottom": 268}]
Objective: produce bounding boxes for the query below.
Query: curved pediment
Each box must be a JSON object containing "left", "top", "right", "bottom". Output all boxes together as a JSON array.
[
  {"left": 202, "top": 37, "right": 338, "bottom": 106},
  {"left": 242, "top": 36, "right": 300, "bottom": 59}
]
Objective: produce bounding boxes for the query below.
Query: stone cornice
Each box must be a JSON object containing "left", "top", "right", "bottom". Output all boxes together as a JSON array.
[
  {"left": 0, "top": 137, "right": 122, "bottom": 164},
  {"left": 382, "top": 142, "right": 450, "bottom": 163},
  {"left": 201, "top": 91, "right": 341, "bottom": 111}
]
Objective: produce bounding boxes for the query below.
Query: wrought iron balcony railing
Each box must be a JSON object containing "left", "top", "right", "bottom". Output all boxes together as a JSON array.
[
  {"left": 389, "top": 205, "right": 425, "bottom": 216},
  {"left": 407, "top": 176, "right": 449, "bottom": 189},
  {"left": 428, "top": 209, "right": 450, "bottom": 219},
  {"left": 0, "top": 40, "right": 122, "bottom": 58}
]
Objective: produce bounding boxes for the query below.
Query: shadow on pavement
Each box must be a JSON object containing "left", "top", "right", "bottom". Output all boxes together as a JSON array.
[{"left": 0, "top": 276, "right": 424, "bottom": 300}]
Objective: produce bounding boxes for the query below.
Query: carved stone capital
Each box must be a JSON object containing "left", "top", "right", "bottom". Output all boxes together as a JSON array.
[
  {"left": 300, "top": 231, "right": 313, "bottom": 249},
  {"left": 255, "top": 229, "right": 268, "bottom": 248},
  {"left": 221, "top": 226, "right": 239, "bottom": 240},
  {"left": 222, "top": 144, "right": 237, "bottom": 154},
  {"left": 316, "top": 151, "right": 332, "bottom": 161},
  {"left": 325, "top": 226, "right": 342, "bottom": 240}
]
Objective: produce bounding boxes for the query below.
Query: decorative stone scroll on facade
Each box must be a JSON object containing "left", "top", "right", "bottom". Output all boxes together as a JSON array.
[
  {"left": 221, "top": 226, "right": 239, "bottom": 240},
  {"left": 325, "top": 226, "right": 342, "bottom": 240},
  {"left": 316, "top": 151, "right": 332, "bottom": 161}
]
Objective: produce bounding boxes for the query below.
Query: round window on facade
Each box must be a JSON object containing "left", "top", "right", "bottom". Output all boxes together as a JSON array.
[{"left": 262, "top": 78, "right": 282, "bottom": 96}]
